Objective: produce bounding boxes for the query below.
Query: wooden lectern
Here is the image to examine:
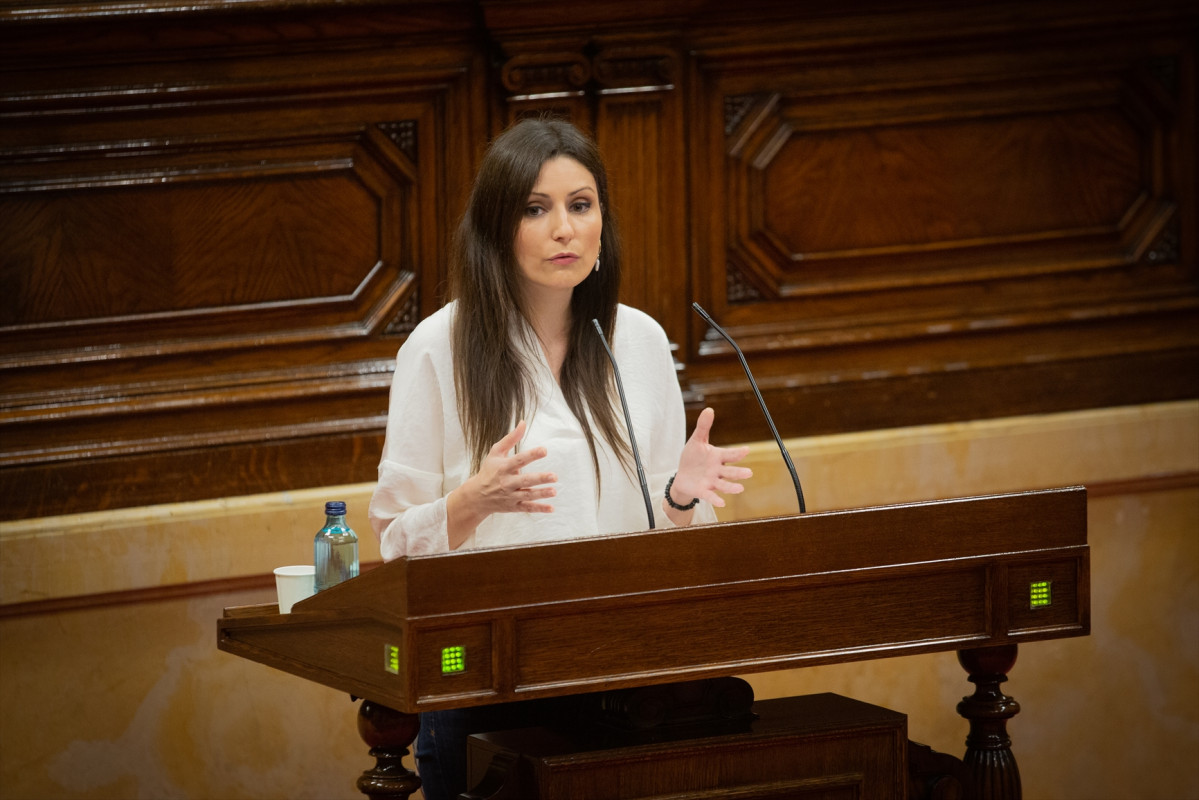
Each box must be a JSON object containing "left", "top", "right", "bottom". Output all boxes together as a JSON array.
[{"left": 218, "top": 487, "right": 1089, "bottom": 799}]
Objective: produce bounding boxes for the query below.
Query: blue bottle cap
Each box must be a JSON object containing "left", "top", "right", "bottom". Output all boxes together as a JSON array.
[{"left": 325, "top": 501, "right": 347, "bottom": 515}]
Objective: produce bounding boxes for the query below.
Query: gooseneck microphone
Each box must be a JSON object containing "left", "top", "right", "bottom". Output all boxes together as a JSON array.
[
  {"left": 691, "top": 302, "right": 806, "bottom": 514},
  {"left": 591, "top": 319, "right": 656, "bottom": 530}
]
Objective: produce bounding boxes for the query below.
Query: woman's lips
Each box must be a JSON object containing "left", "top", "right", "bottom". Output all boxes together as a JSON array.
[{"left": 549, "top": 253, "right": 579, "bottom": 265}]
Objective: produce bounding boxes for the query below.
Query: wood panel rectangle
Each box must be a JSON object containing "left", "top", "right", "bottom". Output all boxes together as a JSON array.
[
  {"left": 1, "top": 0, "right": 1194, "bottom": 517},
  {"left": 513, "top": 568, "right": 988, "bottom": 690},
  {"left": 1, "top": 14, "right": 485, "bottom": 517}
]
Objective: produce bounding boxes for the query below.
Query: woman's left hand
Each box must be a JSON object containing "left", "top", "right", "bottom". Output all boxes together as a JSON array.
[{"left": 668, "top": 407, "right": 752, "bottom": 511}]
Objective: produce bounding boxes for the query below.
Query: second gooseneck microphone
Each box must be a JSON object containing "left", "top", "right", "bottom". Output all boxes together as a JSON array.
[
  {"left": 592, "top": 318, "right": 656, "bottom": 530},
  {"left": 692, "top": 302, "right": 806, "bottom": 514}
]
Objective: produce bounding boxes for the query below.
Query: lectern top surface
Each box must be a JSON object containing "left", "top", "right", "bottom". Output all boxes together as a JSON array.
[{"left": 296, "top": 487, "right": 1086, "bottom": 619}]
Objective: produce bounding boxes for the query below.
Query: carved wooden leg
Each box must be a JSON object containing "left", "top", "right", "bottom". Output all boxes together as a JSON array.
[
  {"left": 356, "top": 699, "right": 422, "bottom": 799},
  {"left": 957, "top": 645, "right": 1021, "bottom": 800}
]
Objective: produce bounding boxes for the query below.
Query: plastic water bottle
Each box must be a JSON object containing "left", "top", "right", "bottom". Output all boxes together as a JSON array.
[{"left": 314, "top": 500, "right": 359, "bottom": 592}]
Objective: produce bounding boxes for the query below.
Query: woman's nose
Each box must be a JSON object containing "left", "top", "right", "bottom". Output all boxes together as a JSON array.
[{"left": 550, "top": 207, "right": 573, "bottom": 240}]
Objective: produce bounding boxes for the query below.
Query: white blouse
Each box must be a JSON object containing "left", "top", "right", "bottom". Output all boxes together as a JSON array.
[{"left": 368, "top": 302, "right": 715, "bottom": 559}]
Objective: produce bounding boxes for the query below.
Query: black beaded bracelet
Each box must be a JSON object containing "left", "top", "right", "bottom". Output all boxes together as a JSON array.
[{"left": 664, "top": 473, "right": 700, "bottom": 511}]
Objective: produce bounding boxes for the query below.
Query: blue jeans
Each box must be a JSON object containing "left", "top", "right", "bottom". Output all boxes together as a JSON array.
[{"left": 414, "top": 696, "right": 586, "bottom": 800}]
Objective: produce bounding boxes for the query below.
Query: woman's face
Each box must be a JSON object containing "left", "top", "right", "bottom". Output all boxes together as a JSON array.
[{"left": 514, "top": 156, "right": 602, "bottom": 304}]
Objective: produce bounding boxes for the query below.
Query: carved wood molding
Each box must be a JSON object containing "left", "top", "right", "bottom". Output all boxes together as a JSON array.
[
  {"left": 377, "top": 120, "right": 418, "bottom": 162},
  {"left": 1146, "top": 219, "right": 1181, "bottom": 265},
  {"left": 500, "top": 51, "right": 592, "bottom": 95},
  {"left": 701, "top": 33, "right": 1196, "bottom": 359},
  {"left": 2, "top": 0, "right": 1194, "bottom": 518},
  {"left": 592, "top": 45, "right": 678, "bottom": 92},
  {"left": 723, "top": 94, "right": 760, "bottom": 136},
  {"left": 383, "top": 274, "right": 421, "bottom": 336},
  {"left": 726, "top": 261, "right": 766, "bottom": 305},
  {"left": 497, "top": 42, "right": 681, "bottom": 98},
  {"left": 0, "top": 14, "right": 468, "bottom": 516},
  {"left": 2, "top": 127, "right": 415, "bottom": 356}
]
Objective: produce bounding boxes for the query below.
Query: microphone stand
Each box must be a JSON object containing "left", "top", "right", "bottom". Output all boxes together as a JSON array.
[
  {"left": 591, "top": 319, "right": 656, "bottom": 530},
  {"left": 692, "top": 302, "right": 806, "bottom": 514}
]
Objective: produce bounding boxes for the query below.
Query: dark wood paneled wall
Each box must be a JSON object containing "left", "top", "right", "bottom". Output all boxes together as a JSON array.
[{"left": 2, "top": 0, "right": 1196, "bottom": 520}]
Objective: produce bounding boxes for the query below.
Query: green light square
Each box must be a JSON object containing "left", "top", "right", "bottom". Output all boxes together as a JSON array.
[
  {"left": 441, "top": 645, "right": 466, "bottom": 674},
  {"left": 384, "top": 644, "right": 400, "bottom": 675},
  {"left": 1029, "top": 580, "right": 1052, "bottom": 609}
]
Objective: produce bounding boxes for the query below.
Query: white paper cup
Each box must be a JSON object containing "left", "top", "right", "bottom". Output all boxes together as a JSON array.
[{"left": 274, "top": 565, "right": 316, "bottom": 614}]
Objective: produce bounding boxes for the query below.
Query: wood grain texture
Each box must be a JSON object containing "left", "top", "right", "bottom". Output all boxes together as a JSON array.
[
  {"left": 2, "top": 0, "right": 1195, "bottom": 518},
  {"left": 466, "top": 694, "right": 908, "bottom": 799},
  {"left": 217, "top": 487, "right": 1090, "bottom": 713}
]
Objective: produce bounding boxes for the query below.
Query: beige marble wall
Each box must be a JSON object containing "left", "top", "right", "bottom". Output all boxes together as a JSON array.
[
  {"left": 1, "top": 494, "right": 384, "bottom": 800},
  {"left": 1, "top": 401, "right": 1196, "bottom": 799}
]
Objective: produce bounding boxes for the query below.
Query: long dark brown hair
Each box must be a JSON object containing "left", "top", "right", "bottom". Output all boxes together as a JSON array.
[{"left": 448, "top": 117, "right": 631, "bottom": 485}]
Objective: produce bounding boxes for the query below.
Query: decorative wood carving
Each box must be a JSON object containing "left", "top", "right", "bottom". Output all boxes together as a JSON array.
[
  {"left": 355, "top": 700, "right": 422, "bottom": 800},
  {"left": 377, "top": 121, "right": 418, "bottom": 163},
  {"left": 1, "top": 0, "right": 1195, "bottom": 517},
  {"left": 383, "top": 276, "right": 421, "bottom": 337},
  {"left": 500, "top": 51, "right": 591, "bottom": 96},
  {"left": 0, "top": 9, "right": 483, "bottom": 517},
  {"left": 726, "top": 260, "right": 766, "bottom": 304},
  {"left": 684, "top": 2, "right": 1197, "bottom": 444},
  {"left": 1146, "top": 220, "right": 1181, "bottom": 265},
  {"left": 957, "top": 645, "right": 1023, "bottom": 800},
  {"left": 717, "top": 58, "right": 1178, "bottom": 302},
  {"left": 592, "top": 45, "right": 677, "bottom": 92},
  {"left": 724, "top": 94, "right": 760, "bottom": 136}
]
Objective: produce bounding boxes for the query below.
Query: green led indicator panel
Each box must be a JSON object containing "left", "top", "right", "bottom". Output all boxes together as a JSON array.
[
  {"left": 1029, "top": 580, "right": 1052, "bottom": 609},
  {"left": 441, "top": 646, "right": 466, "bottom": 675},
  {"left": 385, "top": 644, "right": 400, "bottom": 675}
]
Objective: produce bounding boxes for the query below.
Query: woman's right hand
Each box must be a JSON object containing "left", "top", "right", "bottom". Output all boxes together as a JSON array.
[{"left": 446, "top": 420, "right": 557, "bottom": 549}]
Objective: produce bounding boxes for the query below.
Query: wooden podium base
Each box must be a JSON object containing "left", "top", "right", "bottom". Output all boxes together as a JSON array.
[{"left": 464, "top": 693, "right": 910, "bottom": 800}]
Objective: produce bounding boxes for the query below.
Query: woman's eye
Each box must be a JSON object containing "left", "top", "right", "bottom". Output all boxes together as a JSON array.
[
  {"left": 571, "top": 200, "right": 592, "bottom": 213},
  {"left": 524, "top": 205, "right": 545, "bottom": 217}
]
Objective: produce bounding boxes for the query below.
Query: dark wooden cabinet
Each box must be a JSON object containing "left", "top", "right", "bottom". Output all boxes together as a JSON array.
[
  {"left": 465, "top": 694, "right": 909, "bottom": 800},
  {"left": 3, "top": 0, "right": 1196, "bottom": 519}
]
